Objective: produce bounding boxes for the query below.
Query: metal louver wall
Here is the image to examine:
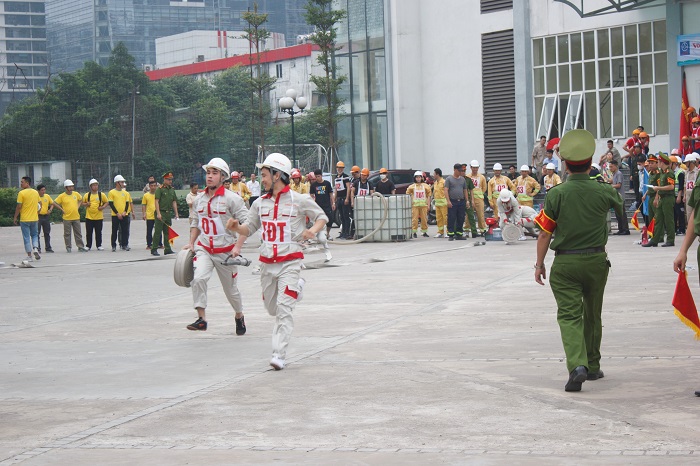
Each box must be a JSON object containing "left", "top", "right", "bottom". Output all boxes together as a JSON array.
[
  {"left": 480, "top": 0, "right": 513, "bottom": 14},
  {"left": 482, "top": 29, "right": 516, "bottom": 170}
]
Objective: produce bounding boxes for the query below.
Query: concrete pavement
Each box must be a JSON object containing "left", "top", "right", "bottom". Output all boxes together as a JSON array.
[{"left": 1, "top": 218, "right": 699, "bottom": 464}]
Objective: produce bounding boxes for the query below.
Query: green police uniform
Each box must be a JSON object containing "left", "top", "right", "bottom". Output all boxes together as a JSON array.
[
  {"left": 152, "top": 174, "right": 178, "bottom": 254},
  {"left": 462, "top": 176, "right": 477, "bottom": 236},
  {"left": 648, "top": 154, "right": 675, "bottom": 246},
  {"left": 534, "top": 129, "right": 624, "bottom": 391}
]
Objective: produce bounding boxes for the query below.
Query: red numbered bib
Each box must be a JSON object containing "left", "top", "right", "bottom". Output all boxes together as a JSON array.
[
  {"left": 262, "top": 220, "right": 292, "bottom": 244},
  {"left": 496, "top": 184, "right": 506, "bottom": 192},
  {"left": 414, "top": 189, "right": 426, "bottom": 200},
  {"left": 334, "top": 179, "right": 345, "bottom": 191},
  {"left": 198, "top": 215, "right": 226, "bottom": 237},
  {"left": 517, "top": 185, "right": 526, "bottom": 194},
  {"left": 358, "top": 188, "right": 369, "bottom": 196},
  {"left": 471, "top": 178, "right": 479, "bottom": 190},
  {"left": 687, "top": 181, "right": 695, "bottom": 192}
]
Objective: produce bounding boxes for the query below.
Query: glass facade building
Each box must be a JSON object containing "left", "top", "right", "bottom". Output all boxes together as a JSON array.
[
  {"left": 45, "top": 0, "right": 313, "bottom": 72},
  {"left": 335, "top": 0, "right": 388, "bottom": 169},
  {"left": 0, "top": 0, "right": 48, "bottom": 114}
]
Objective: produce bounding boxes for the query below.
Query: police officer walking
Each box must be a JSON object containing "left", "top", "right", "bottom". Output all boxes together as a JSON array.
[{"left": 534, "top": 129, "right": 624, "bottom": 392}]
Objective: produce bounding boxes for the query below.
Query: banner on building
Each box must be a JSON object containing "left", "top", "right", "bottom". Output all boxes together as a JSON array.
[{"left": 677, "top": 34, "right": 700, "bottom": 66}]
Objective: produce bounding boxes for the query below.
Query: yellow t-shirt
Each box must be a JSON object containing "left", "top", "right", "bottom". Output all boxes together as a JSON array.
[
  {"left": 38, "top": 194, "right": 53, "bottom": 215},
  {"left": 54, "top": 191, "right": 83, "bottom": 221},
  {"left": 16, "top": 188, "right": 40, "bottom": 222},
  {"left": 142, "top": 192, "right": 156, "bottom": 220},
  {"left": 290, "top": 182, "right": 309, "bottom": 194},
  {"left": 108, "top": 189, "right": 132, "bottom": 216},
  {"left": 82, "top": 191, "right": 108, "bottom": 220}
]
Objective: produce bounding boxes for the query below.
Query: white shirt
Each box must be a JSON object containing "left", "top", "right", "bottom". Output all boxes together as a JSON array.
[{"left": 246, "top": 180, "right": 261, "bottom": 197}]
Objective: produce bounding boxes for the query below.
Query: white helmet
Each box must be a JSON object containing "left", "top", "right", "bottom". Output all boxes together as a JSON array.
[
  {"left": 89, "top": 178, "right": 99, "bottom": 185},
  {"left": 545, "top": 163, "right": 556, "bottom": 170},
  {"left": 499, "top": 189, "right": 512, "bottom": 202},
  {"left": 63, "top": 179, "right": 74, "bottom": 187},
  {"left": 470, "top": 160, "right": 480, "bottom": 168},
  {"left": 202, "top": 157, "right": 230, "bottom": 178},
  {"left": 114, "top": 175, "right": 126, "bottom": 183},
  {"left": 413, "top": 170, "right": 423, "bottom": 179},
  {"left": 520, "top": 165, "right": 530, "bottom": 172},
  {"left": 493, "top": 163, "right": 503, "bottom": 171},
  {"left": 687, "top": 154, "right": 697, "bottom": 163},
  {"left": 591, "top": 162, "right": 601, "bottom": 170},
  {"left": 256, "top": 153, "right": 292, "bottom": 176}
]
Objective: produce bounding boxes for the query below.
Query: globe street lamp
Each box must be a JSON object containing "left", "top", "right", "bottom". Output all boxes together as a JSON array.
[{"left": 278, "top": 88, "right": 307, "bottom": 169}]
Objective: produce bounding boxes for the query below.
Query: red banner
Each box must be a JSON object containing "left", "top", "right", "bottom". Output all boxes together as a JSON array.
[{"left": 681, "top": 72, "right": 692, "bottom": 148}]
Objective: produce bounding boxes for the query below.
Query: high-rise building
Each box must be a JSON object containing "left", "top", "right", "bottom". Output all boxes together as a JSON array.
[
  {"left": 45, "top": 0, "right": 313, "bottom": 73},
  {"left": 0, "top": 0, "right": 49, "bottom": 114}
]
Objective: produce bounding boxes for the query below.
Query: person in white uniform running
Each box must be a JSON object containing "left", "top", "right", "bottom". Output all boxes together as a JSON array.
[
  {"left": 227, "top": 153, "right": 328, "bottom": 370},
  {"left": 184, "top": 157, "right": 249, "bottom": 334}
]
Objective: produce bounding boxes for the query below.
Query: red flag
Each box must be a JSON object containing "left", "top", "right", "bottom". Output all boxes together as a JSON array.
[
  {"left": 672, "top": 271, "right": 700, "bottom": 339},
  {"left": 647, "top": 218, "right": 655, "bottom": 238},
  {"left": 681, "top": 72, "right": 692, "bottom": 148},
  {"left": 630, "top": 209, "right": 640, "bottom": 231},
  {"left": 167, "top": 225, "right": 179, "bottom": 245}
]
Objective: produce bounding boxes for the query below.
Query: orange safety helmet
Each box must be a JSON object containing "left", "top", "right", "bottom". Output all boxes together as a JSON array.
[
  {"left": 683, "top": 135, "right": 690, "bottom": 141},
  {"left": 639, "top": 131, "right": 648, "bottom": 138},
  {"left": 687, "top": 106, "right": 696, "bottom": 115},
  {"left": 351, "top": 165, "right": 360, "bottom": 173},
  {"left": 307, "top": 172, "right": 316, "bottom": 181},
  {"left": 361, "top": 168, "right": 370, "bottom": 176},
  {"left": 379, "top": 167, "right": 388, "bottom": 174},
  {"left": 336, "top": 161, "right": 345, "bottom": 168},
  {"left": 632, "top": 129, "right": 641, "bottom": 135},
  {"left": 291, "top": 169, "right": 301, "bottom": 179},
  {"left": 231, "top": 171, "right": 240, "bottom": 179},
  {"left": 693, "top": 117, "right": 700, "bottom": 124}
]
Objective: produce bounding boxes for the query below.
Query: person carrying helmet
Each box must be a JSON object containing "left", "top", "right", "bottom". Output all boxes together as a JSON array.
[
  {"left": 497, "top": 189, "right": 537, "bottom": 240},
  {"left": 54, "top": 179, "right": 88, "bottom": 253},
  {"left": 108, "top": 175, "right": 135, "bottom": 251},
  {"left": 333, "top": 161, "right": 353, "bottom": 239},
  {"left": 543, "top": 163, "right": 562, "bottom": 192},
  {"left": 82, "top": 178, "right": 109, "bottom": 250},
  {"left": 229, "top": 171, "right": 252, "bottom": 203},
  {"left": 290, "top": 169, "right": 309, "bottom": 194},
  {"left": 373, "top": 167, "right": 396, "bottom": 195},
  {"left": 514, "top": 165, "right": 541, "bottom": 208},
  {"left": 350, "top": 168, "right": 371, "bottom": 208},
  {"left": 487, "top": 163, "right": 515, "bottom": 218},
  {"left": 184, "top": 157, "right": 249, "bottom": 334},
  {"left": 464, "top": 160, "right": 487, "bottom": 235},
  {"left": 227, "top": 153, "right": 328, "bottom": 370},
  {"left": 406, "top": 171, "right": 432, "bottom": 238}
]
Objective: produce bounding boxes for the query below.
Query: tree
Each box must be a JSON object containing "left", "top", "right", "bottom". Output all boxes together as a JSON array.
[
  {"left": 242, "top": 3, "right": 277, "bottom": 159},
  {"left": 304, "top": 0, "right": 347, "bottom": 161}
]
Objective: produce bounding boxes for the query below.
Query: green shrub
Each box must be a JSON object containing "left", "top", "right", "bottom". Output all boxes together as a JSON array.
[
  {"left": 0, "top": 187, "right": 19, "bottom": 220},
  {"left": 0, "top": 216, "right": 14, "bottom": 227}
]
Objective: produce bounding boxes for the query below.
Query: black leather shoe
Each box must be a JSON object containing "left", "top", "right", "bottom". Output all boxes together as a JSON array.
[
  {"left": 642, "top": 242, "right": 658, "bottom": 247},
  {"left": 565, "top": 365, "right": 588, "bottom": 392},
  {"left": 618, "top": 231, "right": 630, "bottom": 235},
  {"left": 660, "top": 243, "right": 675, "bottom": 247},
  {"left": 587, "top": 370, "right": 604, "bottom": 381}
]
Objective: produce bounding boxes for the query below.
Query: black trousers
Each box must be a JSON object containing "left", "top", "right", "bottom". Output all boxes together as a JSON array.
[
  {"left": 615, "top": 198, "right": 629, "bottom": 233},
  {"left": 675, "top": 200, "right": 686, "bottom": 234},
  {"left": 111, "top": 216, "right": 131, "bottom": 248},
  {"left": 85, "top": 219, "right": 103, "bottom": 248},
  {"left": 38, "top": 214, "right": 52, "bottom": 251},
  {"left": 146, "top": 219, "right": 154, "bottom": 247},
  {"left": 447, "top": 199, "right": 466, "bottom": 237},
  {"left": 336, "top": 197, "right": 351, "bottom": 237}
]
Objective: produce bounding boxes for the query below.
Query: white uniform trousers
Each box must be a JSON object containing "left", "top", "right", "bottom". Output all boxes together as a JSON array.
[
  {"left": 260, "top": 260, "right": 303, "bottom": 359},
  {"left": 191, "top": 247, "right": 243, "bottom": 312}
]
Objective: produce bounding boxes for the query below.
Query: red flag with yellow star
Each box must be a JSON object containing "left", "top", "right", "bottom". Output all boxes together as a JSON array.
[
  {"left": 167, "top": 225, "right": 179, "bottom": 245},
  {"left": 630, "top": 209, "right": 640, "bottom": 231}
]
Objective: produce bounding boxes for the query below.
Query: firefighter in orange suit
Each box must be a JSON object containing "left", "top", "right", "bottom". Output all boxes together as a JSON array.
[
  {"left": 487, "top": 163, "right": 515, "bottom": 218},
  {"left": 464, "top": 159, "right": 488, "bottom": 234},
  {"left": 515, "top": 164, "right": 541, "bottom": 208}
]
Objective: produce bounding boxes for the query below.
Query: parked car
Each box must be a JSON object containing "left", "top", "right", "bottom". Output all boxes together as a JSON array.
[{"left": 367, "top": 169, "right": 434, "bottom": 194}]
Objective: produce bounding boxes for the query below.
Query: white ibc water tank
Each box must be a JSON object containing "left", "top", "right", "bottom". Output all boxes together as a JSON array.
[{"left": 354, "top": 195, "right": 412, "bottom": 242}]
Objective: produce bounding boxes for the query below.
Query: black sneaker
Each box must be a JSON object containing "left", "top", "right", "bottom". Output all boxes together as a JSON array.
[
  {"left": 164, "top": 250, "right": 176, "bottom": 256},
  {"left": 412, "top": 233, "right": 417, "bottom": 238},
  {"left": 235, "top": 315, "right": 246, "bottom": 335},
  {"left": 187, "top": 317, "right": 207, "bottom": 331},
  {"left": 151, "top": 251, "right": 160, "bottom": 256}
]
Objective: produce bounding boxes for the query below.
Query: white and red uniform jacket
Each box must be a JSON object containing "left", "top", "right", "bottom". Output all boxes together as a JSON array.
[
  {"left": 190, "top": 185, "right": 249, "bottom": 254},
  {"left": 247, "top": 185, "right": 328, "bottom": 264}
]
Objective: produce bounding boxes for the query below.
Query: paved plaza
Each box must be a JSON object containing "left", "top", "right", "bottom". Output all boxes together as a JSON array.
[{"left": 1, "top": 219, "right": 699, "bottom": 465}]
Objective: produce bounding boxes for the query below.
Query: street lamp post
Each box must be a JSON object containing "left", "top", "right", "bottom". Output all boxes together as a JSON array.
[
  {"left": 278, "top": 88, "right": 307, "bottom": 168},
  {"left": 130, "top": 86, "right": 140, "bottom": 180}
]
